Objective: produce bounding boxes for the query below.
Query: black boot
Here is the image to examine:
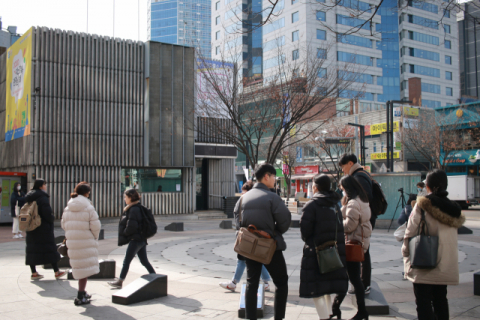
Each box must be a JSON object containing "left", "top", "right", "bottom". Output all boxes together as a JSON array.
[{"left": 329, "top": 297, "right": 342, "bottom": 320}]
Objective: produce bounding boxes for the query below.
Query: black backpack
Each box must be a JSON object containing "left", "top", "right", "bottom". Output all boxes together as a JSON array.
[
  {"left": 139, "top": 205, "right": 158, "bottom": 239},
  {"left": 355, "top": 171, "right": 388, "bottom": 216}
]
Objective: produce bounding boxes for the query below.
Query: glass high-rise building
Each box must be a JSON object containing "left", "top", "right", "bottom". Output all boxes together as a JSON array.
[
  {"left": 149, "top": 0, "right": 211, "bottom": 57},
  {"left": 212, "top": 0, "right": 459, "bottom": 109}
]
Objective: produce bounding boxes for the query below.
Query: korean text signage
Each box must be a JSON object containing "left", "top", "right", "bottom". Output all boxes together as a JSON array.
[
  {"left": 371, "top": 151, "right": 400, "bottom": 161},
  {"left": 370, "top": 121, "right": 400, "bottom": 136},
  {"left": 403, "top": 106, "right": 419, "bottom": 117},
  {"left": 6, "top": 27, "right": 33, "bottom": 141},
  {"left": 294, "top": 166, "right": 319, "bottom": 175}
]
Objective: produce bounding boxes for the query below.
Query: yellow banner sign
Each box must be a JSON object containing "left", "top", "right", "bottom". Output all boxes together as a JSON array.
[
  {"left": 371, "top": 151, "right": 400, "bottom": 161},
  {"left": 370, "top": 121, "right": 400, "bottom": 135},
  {"left": 5, "top": 27, "right": 33, "bottom": 141},
  {"left": 403, "top": 106, "right": 419, "bottom": 117}
]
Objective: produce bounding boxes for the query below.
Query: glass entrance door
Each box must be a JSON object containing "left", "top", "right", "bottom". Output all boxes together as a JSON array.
[{"left": 195, "top": 159, "right": 209, "bottom": 210}]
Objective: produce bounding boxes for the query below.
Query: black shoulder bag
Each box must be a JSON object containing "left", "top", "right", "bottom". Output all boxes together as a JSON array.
[{"left": 408, "top": 209, "right": 438, "bottom": 269}]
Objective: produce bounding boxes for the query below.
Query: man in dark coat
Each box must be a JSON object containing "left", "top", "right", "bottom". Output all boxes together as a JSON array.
[
  {"left": 236, "top": 163, "right": 291, "bottom": 320},
  {"left": 24, "top": 180, "right": 64, "bottom": 280},
  {"left": 338, "top": 153, "right": 374, "bottom": 294}
]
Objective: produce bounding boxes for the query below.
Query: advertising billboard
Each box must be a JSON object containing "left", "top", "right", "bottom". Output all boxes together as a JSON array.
[{"left": 5, "top": 27, "right": 33, "bottom": 142}]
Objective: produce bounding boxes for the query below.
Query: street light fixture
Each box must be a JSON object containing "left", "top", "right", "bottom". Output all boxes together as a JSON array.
[{"left": 347, "top": 123, "right": 367, "bottom": 166}]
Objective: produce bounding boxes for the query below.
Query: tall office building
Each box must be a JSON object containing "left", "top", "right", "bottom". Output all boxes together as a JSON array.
[
  {"left": 148, "top": 0, "right": 211, "bottom": 57},
  {"left": 458, "top": 2, "right": 480, "bottom": 99},
  {"left": 212, "top": 0, "right": 459, "bottom": 108}
]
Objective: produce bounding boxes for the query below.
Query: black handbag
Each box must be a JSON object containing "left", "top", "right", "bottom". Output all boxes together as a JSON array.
[
  {"left": 314, "top": 205, "right": 344, "bottom": 274},
  {"left": 57, "top": 238, "right": 68, "bottom": 257},
  {"left": 408, "top": 209, "right": 438, "bottom": 269}
]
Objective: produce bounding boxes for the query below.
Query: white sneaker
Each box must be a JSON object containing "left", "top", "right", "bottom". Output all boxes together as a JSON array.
[
  {"left": 219, "top": 281, "right": 236, "bottom": 291},
  {"left": 264, "top": 282, "right": 270, "bottom": 291},
  {"left": 17, "top": 234, "right": 23, "bottom": 238},
  {"left": 13, "top": 234, "right": 19, "bottom": 239}
]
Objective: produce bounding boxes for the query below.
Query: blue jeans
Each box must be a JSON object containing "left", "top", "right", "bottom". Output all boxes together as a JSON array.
[
  {"left": 119, "top": 240, "right": 156, "bottom": 280},
  {"left": 233, "top": 259, "right": 270, "bottom": 282}
]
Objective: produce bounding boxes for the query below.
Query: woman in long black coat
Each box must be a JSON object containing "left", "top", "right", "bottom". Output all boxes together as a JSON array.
[
  {"left": 10, "top": 182, "right": 25, "bottom": 239},
  {"left": 25, "top": 179, "right": 66, "bottom": 280},
  {"left": 300, "top": 174, "right": 348, "bottom": 320}
]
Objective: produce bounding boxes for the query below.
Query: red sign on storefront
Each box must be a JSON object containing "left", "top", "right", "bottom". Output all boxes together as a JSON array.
[{"left": 294, "top": 166, "right": 319, "bottom": 175}]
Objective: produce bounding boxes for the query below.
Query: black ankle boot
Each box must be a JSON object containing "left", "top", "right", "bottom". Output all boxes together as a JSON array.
[
  {"left": 329, "top": 298, "right": 342, "bottom": 319},
  {"left": 349, "top": 309, "right": 368, "bottom": 320}
]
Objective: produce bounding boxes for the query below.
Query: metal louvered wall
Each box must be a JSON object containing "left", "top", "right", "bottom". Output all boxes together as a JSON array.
[
  {"left": 0, "top": 27, "right": 197, "bottom": 218},
  {"left": 208, "top": 158, "right": 236, "bottom": 209}
]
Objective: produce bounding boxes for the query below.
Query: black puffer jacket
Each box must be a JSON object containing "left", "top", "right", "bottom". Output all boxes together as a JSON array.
[
  {"left": 24, "top": 189, "right": 60, "bottom": 266},
  {"left": 118, "top": 204, "right": 144, "bottom": 246},
  {"left": 10, "top": 191, "right": 26, "bottom": 218},
  {"left": 299, "top": 191, "right": 348, "bottom": 298}
]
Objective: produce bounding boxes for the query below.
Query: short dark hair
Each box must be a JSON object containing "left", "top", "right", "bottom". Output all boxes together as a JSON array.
[
  {"left": 124, "top": 188, "right": 141, "bottom": 202},
  {"left": 242, "top": 180, "right": 255, "bottom": 192},
  {"left": 254, "top": 163, "right": 276, "bottom": 181},
  {"left": 12, "top": 182, "right": 21, "bottom": 192},
  {"left": 71, "top": 182, "right": 91, "bottom": 198},
  {"left": 340, "top": 175, "right": 368, "bottom": 205},
  {"left": 338, "top": 154, "right": 358, "bottom": 166},
  {"left": 32, "top": 179, "right": 47, "bottom": 190},
  {"left": 416, "top": 182, "right": 425, "bottom": 188},
  {"left": 426, "top": 169, "right": 448, "bottom": 197},
  {"left": 313, "top": 174, "right": 331, "bottom": 192},
  {"left": 407, "top": 193, "right": 417, "bottom": 205}
]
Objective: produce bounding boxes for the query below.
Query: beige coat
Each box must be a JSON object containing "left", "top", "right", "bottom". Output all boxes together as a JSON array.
[
  {"left": 402, "top": 196, "right": 465, "bottom": 285},
  {"left": 61, "top": 195, "right": 101, "bottom": 280},
  {"left": 342, "top": 197, "right": 372, "bottom": 252}
]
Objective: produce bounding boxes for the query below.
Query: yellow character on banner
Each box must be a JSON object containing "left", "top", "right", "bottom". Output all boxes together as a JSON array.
[{"left": 5, "top": 27, "right": 33, "bottom": 142}]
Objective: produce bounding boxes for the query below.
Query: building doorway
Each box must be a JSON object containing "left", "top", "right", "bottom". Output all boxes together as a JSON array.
[{"left": 196, "top": 159, "right": 209, "bottom": 210}]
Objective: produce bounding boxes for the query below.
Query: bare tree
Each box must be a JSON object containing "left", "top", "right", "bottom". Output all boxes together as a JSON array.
[
  {"left": 275, "top": 144, "right": 300, "bottom": 202},
  {"left": 195, "top": 38, "right": 364, "bottom": 169},
  {"left": 402, "top": 108, "right": 480, "bottom": 170},
  {"left": 305, "top": 125, "right": 355, "bottom": 185}
]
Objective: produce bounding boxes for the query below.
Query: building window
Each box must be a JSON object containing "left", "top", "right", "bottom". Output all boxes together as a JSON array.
[
  {"left": 318, "top": 67, "right": 327, "bottom": 78},
  {"left": 337, "top": 51, "right": 373, "bottom": 66},
  {"left": 446, "top": 87, "right": 453, "bottom": 96},
  {"left": 317, "top": 29, "right": 326, "bottom": 40},
  {"left": 121, "top": 168, "right": 183, "bottom": 193},
  {"left": 292, "top": 49, "right": 299, "bottom": 61},
  {"left": 407, "top": 14, "right": 438, "bottom": 30},
  {"left": 408, "top": 0, "right": 438, "bottom": 13},
  {"left": 445, "top": 40, "right": 451, "bottom": 49},
  {"left": 292, "top": 0, "right": 298, "bottom": 4},
  {"left": 445, "top": 55, "right": 452, "bottom": 65},
  {"left": 444, "top": 9, "right": 450, "bottom": 18},
  {"left": 337, "top": 34, "right": 373, "bottom": 48},
  {"left": 216, "top": 31, "right": 220, "bottom": 40},
  {"left": 336, "top": 14, "right": 370, "bottom": 30},
  {"left": 317, "top": 11, "right": 326, "bottom": 22},
  {"left": 444, "top": 24, "right": 451, "bottom": 34},
  {"left": 216, "top": 16, "right": 220, "bottom": 25},
  {"left": 422, "top": 83, "right": 441, "bottom": 94},
  {"left": 216, "top": 46, "right": 220, "bottom": 55},
  {"left": 409, "top": 64, "right": 440, "bottom": 77},
  {"left": 408, "top": 30, "right": 439, "bottom": 45},
  {"left": 445, "top": 71, "right": 452, "bottom": 80},
  {"left": 216, "top": 1, "right": 220, "bottom": 10},
  {"left": 292, "top": 30, "right": 299, "bottom": 42},
  {"left": 317, "top": 48, "right": 327, "bottom": 59},
  {"left": 292, "top": 11, "right": 299, "bottom": 23}
]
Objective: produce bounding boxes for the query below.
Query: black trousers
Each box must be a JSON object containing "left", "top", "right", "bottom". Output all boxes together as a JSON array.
[
  {"left": 336, "top": 261, "right": 366, "bottom": 312},
  {"left": 245, "top": 251, "right": 288, "bottom": 320},
  {"left": 361, "top": 215, "right": 376, "bottom": 288},
  {"left": 31, "top": 263, "right": 58, "bottom": 273},
  {"left": 413, "top": 283, "right": 449, "bottom": 320}
]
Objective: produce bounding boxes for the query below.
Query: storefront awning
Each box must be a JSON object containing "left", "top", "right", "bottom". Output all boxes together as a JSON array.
[{"left": 291, "top": 174, "right": 316, "bottom": 180}]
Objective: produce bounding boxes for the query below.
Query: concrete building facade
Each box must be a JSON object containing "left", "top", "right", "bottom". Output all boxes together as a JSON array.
[{"left": 0, "top": 27, "right": 235, "bottom": 219}]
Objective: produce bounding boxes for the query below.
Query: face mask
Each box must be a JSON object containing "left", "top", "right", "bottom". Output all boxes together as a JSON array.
[
  {"left": 342, "top": 191, "right": 347, "bottom": 198},
  {"left": 417, "top": 188, "right": 422, "bottom": 192},
  {"left": 17, "top": 186, "right": 21, "bottom": 191}
]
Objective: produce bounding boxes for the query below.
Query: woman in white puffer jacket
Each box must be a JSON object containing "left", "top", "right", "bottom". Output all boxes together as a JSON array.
[{"left": 61, "top": 182, "right": 101, "bottom": 306}]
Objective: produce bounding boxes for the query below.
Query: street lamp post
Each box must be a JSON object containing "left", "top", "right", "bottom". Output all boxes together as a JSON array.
[
  {"left": 386, "top": 100, "right": 412, "bottom": 172},
  {"left": 347, "top": 123, "right": 367, "bottom": 166}
]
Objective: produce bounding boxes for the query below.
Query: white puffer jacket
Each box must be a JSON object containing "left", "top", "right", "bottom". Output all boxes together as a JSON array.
[{"left": 61, "top": 195, "right": 101, "bottom": 280}]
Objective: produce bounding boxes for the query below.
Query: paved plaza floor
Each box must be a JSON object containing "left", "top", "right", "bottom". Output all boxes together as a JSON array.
[{"left": 1, "top": 211, "right": 480, "bottom": 320}]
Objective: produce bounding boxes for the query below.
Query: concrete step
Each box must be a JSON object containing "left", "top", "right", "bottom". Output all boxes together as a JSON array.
[
  {"left": 196, "top": 211, "right": 228, "bottom": 220},
  {"left": 351, "top": 281, "right": 389, "bottom": 315}
]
